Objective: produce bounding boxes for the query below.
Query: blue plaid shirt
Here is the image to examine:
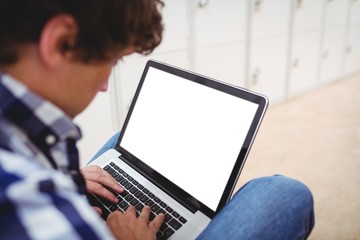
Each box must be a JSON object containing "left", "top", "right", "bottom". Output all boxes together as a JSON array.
[{"left": 0, "top": 73, "right": 113, "bottom": 239}]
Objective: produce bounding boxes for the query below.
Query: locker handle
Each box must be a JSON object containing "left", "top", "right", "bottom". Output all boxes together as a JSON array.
[
  {"left": 346, "top": 46, "right": 352, "bottom": 53},
  {"left": 322, "top": 50, "right": 328, "bottom": 59},
  {"left": 251, "top": 68, "right": 261, "bottom": 85},
  {"left": 198, "top": 0, "right": 209, "bottom": 8},
  {"left": 293, "top": 58, "right": 300, "bottom": 68},
  {"left": 254, "top": 0, "right": 262, "bottom": 12},
  {"left": 296, "top": 0, "right": 303, "bottom": 9}
]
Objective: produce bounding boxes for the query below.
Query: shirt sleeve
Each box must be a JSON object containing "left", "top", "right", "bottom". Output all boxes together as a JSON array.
[{"left": 0, "top": 150, "right": 114, "bottom": 240}]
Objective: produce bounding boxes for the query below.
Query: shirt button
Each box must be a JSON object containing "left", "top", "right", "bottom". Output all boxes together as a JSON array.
[{"left": 45, "top": 135, "right": 56, "bottom": 145}]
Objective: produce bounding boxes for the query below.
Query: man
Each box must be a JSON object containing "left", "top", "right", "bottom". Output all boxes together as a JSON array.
[{"left": 0, "top": 1, "right": 314, "bottom": 239}]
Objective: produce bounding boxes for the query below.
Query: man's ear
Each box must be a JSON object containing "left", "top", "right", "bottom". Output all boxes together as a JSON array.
[{"left": 39, "top": 14, "right": 78, "bottom": 68}]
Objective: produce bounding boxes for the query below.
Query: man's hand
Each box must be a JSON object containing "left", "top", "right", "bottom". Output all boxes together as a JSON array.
[
  {"left": 107, "top": 206, "right": 164, "bottom": 240},
  {"left": 81, "top": 165, "right": 123, "bottom": 204}
]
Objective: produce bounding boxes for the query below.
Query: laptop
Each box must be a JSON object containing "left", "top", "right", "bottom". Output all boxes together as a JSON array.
[{"left": 87, "top": 60, "right": 268, "bottom": 239}]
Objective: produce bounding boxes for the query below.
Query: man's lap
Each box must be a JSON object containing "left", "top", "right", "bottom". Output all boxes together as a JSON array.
[{"left": 90, "top": 132, "right": 315, "bottom": 239}]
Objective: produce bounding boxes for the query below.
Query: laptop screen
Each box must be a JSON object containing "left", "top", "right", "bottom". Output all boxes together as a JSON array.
[{"left": 119, "top": 63, "right": 260, "bottom": 212}]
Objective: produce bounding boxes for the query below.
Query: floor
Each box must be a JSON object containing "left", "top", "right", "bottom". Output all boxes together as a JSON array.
[{"left": 235, "top": 72, "right": 360, "bottom": 239}]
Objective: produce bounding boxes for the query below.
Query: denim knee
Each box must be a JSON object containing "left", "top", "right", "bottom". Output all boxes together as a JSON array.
[
  {"left": 198, "top": 175, "right": 315, "bottom": 240},
  {"left": 240, "top": 175, "right": 315, "bottom": 238},
  {"left": 240, "top": 175, "right": 314, "bottom": 215}
]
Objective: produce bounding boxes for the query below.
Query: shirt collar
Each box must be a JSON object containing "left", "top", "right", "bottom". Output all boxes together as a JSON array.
[{"left": 0, "top": 73, "right": 82, "bottom": 163}]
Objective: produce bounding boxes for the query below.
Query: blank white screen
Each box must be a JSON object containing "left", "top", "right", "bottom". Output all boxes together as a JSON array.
[{"left": 121, "top": 67, "right": 258, "bottom": 211}]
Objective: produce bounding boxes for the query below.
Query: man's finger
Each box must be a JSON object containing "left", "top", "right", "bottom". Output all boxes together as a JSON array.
[
  {"left": 87, "top": 181, "right": 118, "bottom": 203},
  {"left": 83, "top": 169, "right": 123, "bottom": 193},
  {"left": 139, "top": 206, "right": 151, "bottom": 221},
  {"left": 150, "top": 213, "right": 165, "bottom": 232},
  {"left": 126, "top": 206, "right": 136, "bottom": 216}
]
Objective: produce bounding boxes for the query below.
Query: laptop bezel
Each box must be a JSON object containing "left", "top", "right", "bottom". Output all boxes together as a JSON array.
[{"left": 115, "top": 60, "right": 268, "bottom": 218}]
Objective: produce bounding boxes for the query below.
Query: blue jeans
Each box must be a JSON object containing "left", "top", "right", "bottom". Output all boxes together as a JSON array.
[{"left": 91, "top": 133, "right": 315, "bottom": 239}]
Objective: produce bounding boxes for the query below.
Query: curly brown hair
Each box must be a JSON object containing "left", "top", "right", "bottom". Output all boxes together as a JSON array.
[{"left": 0, "top": 0, "right": 164, "bottom": 64}]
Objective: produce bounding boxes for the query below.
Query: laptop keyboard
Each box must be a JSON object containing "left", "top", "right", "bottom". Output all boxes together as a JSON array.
[{"left": 90, "top": 162, "right": 188, "bottom": 240}]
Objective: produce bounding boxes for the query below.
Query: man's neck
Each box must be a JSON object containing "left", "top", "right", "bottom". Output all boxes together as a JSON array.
[{"left": 0, "top": 44, "right": 69, "bottom": 117}]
